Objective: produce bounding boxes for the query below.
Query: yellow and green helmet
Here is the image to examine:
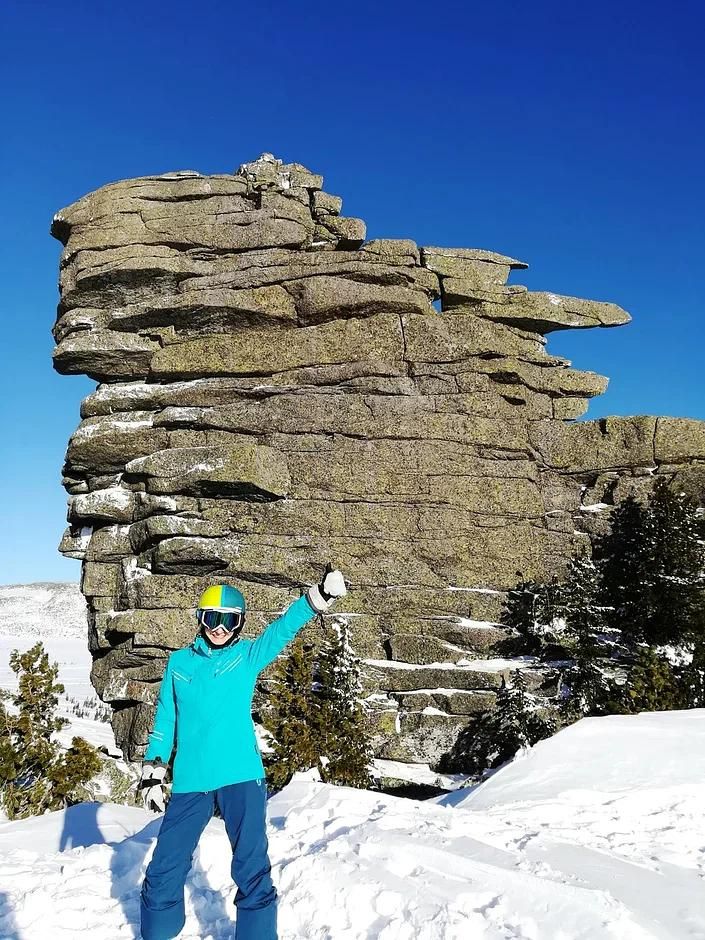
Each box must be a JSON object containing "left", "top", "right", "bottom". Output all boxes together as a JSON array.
[{"left": 197, "top": 584, "right": 246, "bottom": 644}]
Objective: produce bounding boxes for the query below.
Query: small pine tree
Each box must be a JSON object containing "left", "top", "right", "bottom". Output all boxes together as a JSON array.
[
  {"left": 501, "top": 574, "right": 570, "bottom": 657},
  {"left": 646, "top": 480, "right": 705, "bottom": 647},
  {"left": 680, "top": 643, "right": 705, "bottom": 707},
  {"left": 599, "top": 481, "right": 705, "bottom": 648},
  {"left": 263, "top": 619, "right": 376, "bottom": 791},
  {"left": 261, "top": 635, "right": 324, "bottom": 790},
  {"left": 621, "top": 647, "right": 686, "bottom": 713},
  {"left": 561, "top": 555, "right": 605, "bottom": 659},
  {"left": 436, "top": 671, "right": 556, "bottom": 777},
  {"left": 490, "top": 672, "right": 539, "bottom": 765},
  {"left": 49, "top": 737, "right": 105, "bottom": 807},
  {"left": 557, "top": 554, "right": 619, "bottom": 720},
  {"left": 0, "top": 643, "right": 102, "bottom": 819},
  {"left": 596, "top": 494, "right": 650, "bottom": 645},
  {"left": 559, "top": 658, "right": 616, "bottom": 721},
  {"left": 316, "top": 617, "right": 375, "bottom": 789}
]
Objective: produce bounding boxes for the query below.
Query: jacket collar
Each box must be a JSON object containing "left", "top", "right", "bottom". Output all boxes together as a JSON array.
[{"left": 191, "top": 633, "right": 240, "bottom": 658}]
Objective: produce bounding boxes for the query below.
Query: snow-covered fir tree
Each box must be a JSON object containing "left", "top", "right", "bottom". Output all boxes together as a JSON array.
[
  {"left": 490, "top": 671, "right": 554, "bottom": 766},
  {"left": 437, "top": 670, "right": 556, "bottom": 778},
  {"left": 262, "top": 618, "right": 375, "bottom": 790},
  {"left": 596, "top": 493, "right": 649, "bottom": 645},
  {"left": 315, "top": 616, "right": 375, "bottom": 789},
  {"left": 561, "top": 555, "right": 605, "bottom": 657},
  {"left": 647, "top": 479, "right": 705, "bottom": 646},
  {"left": 501, "top": 574, "right": 570, "bottom": 657},
  {"left": 558, "top": 657, "right": 616, "bottom": 720},
  {"left": 598, "top": 480, "right": 705, "bottom": 648},
  {"left": 558, "top": 554, "right": 617, "bottom": 719},
  {"left": 260, "top": 634, "right": 325, "bottom": 790}
]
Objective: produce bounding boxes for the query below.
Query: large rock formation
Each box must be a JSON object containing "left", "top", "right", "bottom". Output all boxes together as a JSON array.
[{"left": 51, "top": 154, "right": 705, "bottom": 765}]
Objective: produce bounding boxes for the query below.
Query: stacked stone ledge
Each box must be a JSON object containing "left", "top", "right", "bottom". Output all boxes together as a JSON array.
[{"left": 51, "top": 153, "right": 705, "bottom": 766}]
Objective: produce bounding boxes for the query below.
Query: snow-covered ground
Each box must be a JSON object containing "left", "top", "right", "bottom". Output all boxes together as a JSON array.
[
  {"left": 0, "top": 712, "right": 703, "bottom": 938},
  {"left": 2, "top": 582, "right": 705, "bottom": 937}
]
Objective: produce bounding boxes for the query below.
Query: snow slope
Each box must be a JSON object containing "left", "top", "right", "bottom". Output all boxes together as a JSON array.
[
  {"left": 447, "top": 708, "right": 705, "bottom": 809},
  {"left": 1, "top": 712, "right": 704, "bottom": 939}
]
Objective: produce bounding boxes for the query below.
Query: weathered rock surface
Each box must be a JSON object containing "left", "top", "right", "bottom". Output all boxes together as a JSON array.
[{"left": 52, "top": 152, "right": 705, "bottom": 768}]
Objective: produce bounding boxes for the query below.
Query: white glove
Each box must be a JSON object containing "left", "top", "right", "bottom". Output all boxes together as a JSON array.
[
  {"left": 307, "top": 566, "right": 348, "bottom": 613},
  {"left": 139, "top": 761, "right": 167, "bottom": 813}
]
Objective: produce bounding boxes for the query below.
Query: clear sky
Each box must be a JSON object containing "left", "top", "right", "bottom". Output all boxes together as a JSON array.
[{"left": 1, "top": 0, "right": 703, "bottom": 584}]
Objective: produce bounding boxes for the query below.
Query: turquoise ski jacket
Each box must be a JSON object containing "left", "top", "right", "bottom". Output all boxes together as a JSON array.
[{"left": 144, "top": 593, "right": 317, "bottom": 793}]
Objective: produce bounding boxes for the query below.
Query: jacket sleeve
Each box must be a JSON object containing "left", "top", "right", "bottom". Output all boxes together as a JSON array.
[
  {"left": 144, "top": 654, "right": 177, "bottom": 764},
  {"left": 248, "top": 594, "right": 317, "bottom": 674}
]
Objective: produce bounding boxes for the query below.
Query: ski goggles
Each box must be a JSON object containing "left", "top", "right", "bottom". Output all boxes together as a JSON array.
[{"left": 198, "top": 608, "right": 244, "bottom": 633}]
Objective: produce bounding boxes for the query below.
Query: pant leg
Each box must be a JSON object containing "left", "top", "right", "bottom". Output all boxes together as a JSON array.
[
  {"left": 217, "top": 778, "right": 278, "bottom": 940},
  {"left": 140, "top": 790, "right": 215, "bottom": 940}
]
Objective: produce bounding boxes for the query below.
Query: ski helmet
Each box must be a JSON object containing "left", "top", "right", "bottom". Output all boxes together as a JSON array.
[{"left": 197, "top": 584, "right": 246, "bottom": 649}]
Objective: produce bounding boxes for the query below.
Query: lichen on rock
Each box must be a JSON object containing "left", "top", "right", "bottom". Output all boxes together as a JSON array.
[{"left": 52, "top": 153, "right": 705, "bottom": 765}]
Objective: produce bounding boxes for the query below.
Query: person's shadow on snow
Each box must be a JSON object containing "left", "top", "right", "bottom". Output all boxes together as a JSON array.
[
  {"left": 58, "top": 800, "right": 104, "bottom": 851},
  {"left": 110, "top": 811, "right": 161, "bottom": 937},
  {"left": 57, "top": 802, "right": 232, "bottom": 938},
  {"left": 58, "top": 803, "right": 149, "bottom": 932},
  {"left": 0, "top": 804, "right": 106, "bottom": 940},
  {"left": 0, "top": 890, "right": 23, "bottom": 939}
]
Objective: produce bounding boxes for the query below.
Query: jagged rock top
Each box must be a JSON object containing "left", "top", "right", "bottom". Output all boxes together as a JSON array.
[{"left": 236, "top": 152, "right": 324, "bottom": 191}]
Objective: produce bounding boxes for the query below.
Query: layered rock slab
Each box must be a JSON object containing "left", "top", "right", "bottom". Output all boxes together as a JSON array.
[{"left": 51, "top": 152, "right": 705, "bottom": 767}]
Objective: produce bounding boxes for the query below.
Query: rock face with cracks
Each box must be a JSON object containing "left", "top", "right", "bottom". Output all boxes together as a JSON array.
[{"left": 51, "top": 153, "right": 705, "bottom": 767}]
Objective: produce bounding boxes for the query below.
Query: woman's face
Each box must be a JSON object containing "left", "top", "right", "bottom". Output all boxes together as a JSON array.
[{"left": 205, "top": 626, "right": 232, "bottom": 646}]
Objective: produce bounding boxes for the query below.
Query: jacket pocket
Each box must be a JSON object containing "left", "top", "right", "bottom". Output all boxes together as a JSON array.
[
  {"left": 172, "top": 669, "right": 194, "bottom": 705},
  {"left": 214, "top": 654, "right": 243, "bottom": 678}
]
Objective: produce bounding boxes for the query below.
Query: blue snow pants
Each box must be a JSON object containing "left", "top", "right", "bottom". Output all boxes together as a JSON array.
[{"left": 140, "top": 778, "right": 277, "bottom": 940}]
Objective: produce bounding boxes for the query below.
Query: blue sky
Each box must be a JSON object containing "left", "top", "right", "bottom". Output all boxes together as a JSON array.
[{"left": 0, "top": 0, "right": 703, "bottom": 584}]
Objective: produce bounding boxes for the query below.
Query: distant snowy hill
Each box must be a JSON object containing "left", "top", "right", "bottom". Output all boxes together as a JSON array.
[
  {"left": 0, "top": 581, "right": 86, "bottom": 639},
  {"left": 1, "top": 712, "right": 704, "bottom": 938},
  {"left": 0, "top": 581, "right": 90, "bottom": 701},
  {"left": 0, "top": 580, "right": 120, "bottom": 757}
]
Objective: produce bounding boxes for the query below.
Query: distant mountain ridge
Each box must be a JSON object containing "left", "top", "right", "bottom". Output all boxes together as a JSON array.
[{"left": 0, "top": 582, "right": 86, "bottom": 639}]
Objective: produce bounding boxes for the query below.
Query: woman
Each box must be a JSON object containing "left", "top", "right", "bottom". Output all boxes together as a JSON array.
[{"left": 138, "top": 567, "right": 348, "bottom": 940}]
